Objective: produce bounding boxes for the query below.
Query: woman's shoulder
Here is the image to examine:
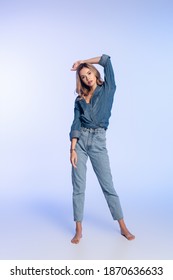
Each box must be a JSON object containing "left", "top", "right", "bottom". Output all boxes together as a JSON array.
[
  {"left": 74, "top": 96, "right": 83, "bottom": 108},
  {"left": 75, "top": 95, "right": 83, "bottom": 102}
]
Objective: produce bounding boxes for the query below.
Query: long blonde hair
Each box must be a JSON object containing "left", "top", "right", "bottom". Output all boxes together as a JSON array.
[{"left": 76, "top": 63, "right": 103, "bottom": 97}]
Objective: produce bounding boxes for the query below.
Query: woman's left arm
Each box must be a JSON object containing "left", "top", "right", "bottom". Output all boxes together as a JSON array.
[
  {"left": 98, "top": 54, "right": 116, "bottom": 91},
  {"left": 71, "top": 56, "right": 101, "bottom": 71}
]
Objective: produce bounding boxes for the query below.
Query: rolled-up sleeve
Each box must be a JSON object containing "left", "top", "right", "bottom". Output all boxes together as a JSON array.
[
  {"left": 69, "top": 100, "right": 81, "bottom": 141},
  {"left": 98, "top": 54, "right": 116, "bottom": 92}
]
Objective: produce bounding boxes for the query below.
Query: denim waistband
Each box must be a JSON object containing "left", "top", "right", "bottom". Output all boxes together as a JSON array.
[{"left": 81, "top": 127, "right": 105, "bottom": 133}]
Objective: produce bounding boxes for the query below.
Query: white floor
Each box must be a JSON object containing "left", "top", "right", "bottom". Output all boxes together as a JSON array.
[{"left": 0, "top": 179, "right": 172, "bottom": 260}]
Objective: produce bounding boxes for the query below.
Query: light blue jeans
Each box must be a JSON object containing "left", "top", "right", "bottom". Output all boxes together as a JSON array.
[{"left": 72, "top": 127, "right": 123, "bottom": 222}]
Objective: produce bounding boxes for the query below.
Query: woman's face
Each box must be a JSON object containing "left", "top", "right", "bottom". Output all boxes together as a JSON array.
[{"left": 79, "top": 67, "right": 97, "bottom": 89}]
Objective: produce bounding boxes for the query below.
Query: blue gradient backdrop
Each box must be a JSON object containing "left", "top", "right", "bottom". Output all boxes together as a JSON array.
[{"left": 0, "top": 0, "right": 173, "bottom": 259}]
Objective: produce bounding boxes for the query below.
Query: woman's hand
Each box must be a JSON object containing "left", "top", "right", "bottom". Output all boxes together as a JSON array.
[
  {"left": 71, "top": 60, "right": 83, "bottom": 71},
  {"left": 70, "top": 150, "right": 77, "bottom": 168}
]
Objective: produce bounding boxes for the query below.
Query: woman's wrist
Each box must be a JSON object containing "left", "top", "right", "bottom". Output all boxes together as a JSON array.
[{"left": 70, "top": 148, "right": 76, "bottom": 153}]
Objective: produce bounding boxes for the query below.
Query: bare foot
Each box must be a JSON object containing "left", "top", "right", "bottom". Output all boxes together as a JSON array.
[
  {"left": 118, "top": 219, "right": 135, "bottom": 241},
  {"left": 121, "top": 230, "right": 135, "bottom": 240},
  {"left": 71, "top": 222, "right": 82, "bottom": 244},
  {"left": 71, "top": 232, "right": 82, "bottom": 244}
]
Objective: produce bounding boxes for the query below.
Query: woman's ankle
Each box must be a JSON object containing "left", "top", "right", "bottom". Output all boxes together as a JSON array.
[{"left": 75, "top": 221, "right": 82, "bottom": 231}]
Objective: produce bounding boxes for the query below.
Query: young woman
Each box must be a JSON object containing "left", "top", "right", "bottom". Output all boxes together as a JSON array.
[{"left": 69, "top": 54, "right": 135, "bottom": 244}]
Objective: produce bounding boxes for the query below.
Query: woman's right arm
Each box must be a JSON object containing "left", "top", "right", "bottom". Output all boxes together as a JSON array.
[
  {"left": 70, "top": 138, "right": 78, "bottom": 168},
  {"left": 69, "top": 100, "right": 81, "bottom": 168},
  {"left": 69, "top": 100, "right": 81, "bottom": 140}
]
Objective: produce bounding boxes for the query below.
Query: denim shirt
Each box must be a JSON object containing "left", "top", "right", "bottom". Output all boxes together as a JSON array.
[{"left": 69, "top": 54, "right": 116, "bottom": 140}]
